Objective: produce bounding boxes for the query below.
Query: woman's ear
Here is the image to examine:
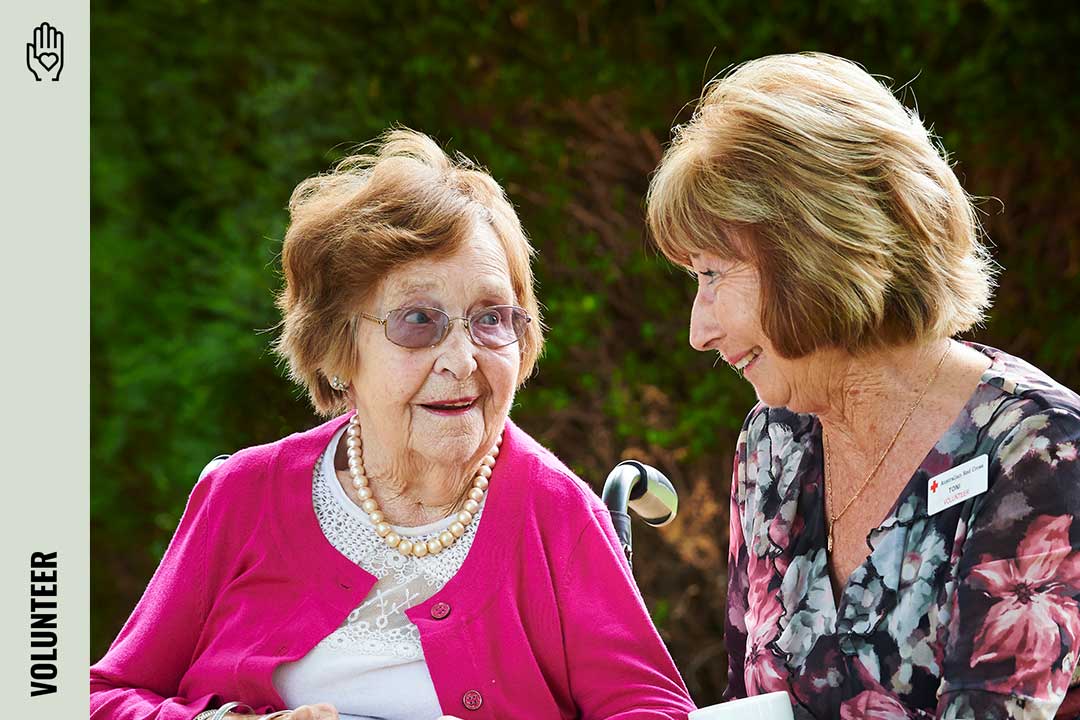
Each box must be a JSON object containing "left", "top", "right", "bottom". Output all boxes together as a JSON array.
[{"left": 327, "top": 373, "right": 351, "bottom": 392}]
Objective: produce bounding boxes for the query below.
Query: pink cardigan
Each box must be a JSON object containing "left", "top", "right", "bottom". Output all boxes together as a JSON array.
[{"left": 90, "top": 416, "right": 694, "bottom": 719}]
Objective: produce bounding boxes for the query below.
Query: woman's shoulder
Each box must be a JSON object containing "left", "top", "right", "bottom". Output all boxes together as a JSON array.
[
  {"left": 501, "top": 419, "right": 607, "bottom": 521},
  {"left": 957, "top": 347, "right": 1080, "bottom": 579},
  {"left": 971, "top": 343, "right": 1080, "bottom": 446},
  {"left": 176, "top": 416, "right": 347, "bottom": 555},
  {"left": 974, "top": 342, "right": 1080, "bottom": 411},
  {"left": 195, "top": 415, "right": 348, "bottom": 502}
]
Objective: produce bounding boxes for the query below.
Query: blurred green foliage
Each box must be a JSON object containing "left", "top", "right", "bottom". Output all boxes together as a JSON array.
[{"left": 92, "top": 0, "right": 1080, "bottom": 703}]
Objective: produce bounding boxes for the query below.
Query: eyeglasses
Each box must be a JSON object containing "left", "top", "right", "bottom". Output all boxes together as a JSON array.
[{"left": 360, "top": 305, "right": 531, "bottom": 349}]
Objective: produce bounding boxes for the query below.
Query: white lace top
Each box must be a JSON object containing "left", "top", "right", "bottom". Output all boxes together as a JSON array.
[{"left": 272, "top": 425, "right": 483, "bottom": 720}]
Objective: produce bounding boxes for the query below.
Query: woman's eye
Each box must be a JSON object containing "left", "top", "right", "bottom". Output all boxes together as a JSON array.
[
  {"left": 403, "top": 309, "right": 434, "bottom": 324},
  {"left": 477, "top": 311, "right": 501, "bottom": 326}
]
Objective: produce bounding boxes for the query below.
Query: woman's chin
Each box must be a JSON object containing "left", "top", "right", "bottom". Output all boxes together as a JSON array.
[
  {"left": 747, "top": 379, "right": 788, "bottom": 409},
  {"left": 409, "top": 404, "right": 508, "bottom": 469},
  {"left": 411, "top": 427, "right": 486, "bottom": 468}
]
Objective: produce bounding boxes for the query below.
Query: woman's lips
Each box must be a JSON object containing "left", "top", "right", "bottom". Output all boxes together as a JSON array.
[
  {"left": 419, "top": 397, "right": 478, "bottom": 416},
  {"left": 729, "top": 347, "right": 763, "bottom": 372}
]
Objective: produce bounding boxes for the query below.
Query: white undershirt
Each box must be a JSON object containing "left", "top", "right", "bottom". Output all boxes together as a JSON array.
[{"left": 272, "top": 425, "right": 483, "bottom": 720}]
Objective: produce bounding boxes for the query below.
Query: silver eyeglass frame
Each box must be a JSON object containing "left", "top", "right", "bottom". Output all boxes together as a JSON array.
[{"left": 359, "top": 304, "right": 531, "bottom": 349}]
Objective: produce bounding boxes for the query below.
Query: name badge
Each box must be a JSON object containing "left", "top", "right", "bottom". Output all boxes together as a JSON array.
[{"left": 927, "top": 454, "right": 988, "bottom": 516}]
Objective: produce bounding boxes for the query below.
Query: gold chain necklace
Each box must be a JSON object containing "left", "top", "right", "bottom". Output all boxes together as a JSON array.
[{"left": 823, "top": 342, "right": 951, "bottom": 553}]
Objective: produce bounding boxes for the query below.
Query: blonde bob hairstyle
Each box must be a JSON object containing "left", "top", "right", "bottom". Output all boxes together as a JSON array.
[
  {"left": 274, "top": 129, "right": 544, "bottom": 416},
  {"left": 647, "top": 52, "right": 996, "bottom": 358}
]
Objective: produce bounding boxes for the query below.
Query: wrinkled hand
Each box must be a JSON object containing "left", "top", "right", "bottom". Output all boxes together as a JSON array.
[
  {"left": 228, "top": 705, "right": 339, "bottom": 720},
  {"left": 287, "top": 705, "right": 340, "bottom": 720}
]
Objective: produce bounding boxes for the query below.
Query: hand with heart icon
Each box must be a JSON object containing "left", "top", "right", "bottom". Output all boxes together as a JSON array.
[{"left": 26, "top": 22, "right": 64, "bottom": 82}]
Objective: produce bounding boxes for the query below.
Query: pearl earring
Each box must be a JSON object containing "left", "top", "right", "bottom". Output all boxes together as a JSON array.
[{"left": 330, "top": 375, "right": 349, "bottom": 392}]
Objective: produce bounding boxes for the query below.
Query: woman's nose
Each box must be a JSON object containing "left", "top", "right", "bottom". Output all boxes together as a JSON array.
[
  {"left": 434, "top": 320, "right": 479, "bottom": 379},
  {"left": 689, "top": 293, "right": 719, "bottom": 351}
]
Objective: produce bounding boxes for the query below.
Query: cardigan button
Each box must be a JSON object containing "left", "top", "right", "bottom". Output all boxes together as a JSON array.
[
  {"left": 430, "top": 602, "right": 451, "bottom": 620},
  {"left": 462, "top": 690, "right": 483, "bottom": 711}
]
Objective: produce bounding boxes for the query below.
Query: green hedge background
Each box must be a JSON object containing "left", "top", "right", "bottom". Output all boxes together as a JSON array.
[{"left": 92, "top": 1, "right": 1080, "bottom": 704}]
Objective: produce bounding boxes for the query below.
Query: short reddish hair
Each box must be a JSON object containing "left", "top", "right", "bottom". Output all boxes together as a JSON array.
[{"left": 274, "top": 129, "right": 544, "bottom": 415}]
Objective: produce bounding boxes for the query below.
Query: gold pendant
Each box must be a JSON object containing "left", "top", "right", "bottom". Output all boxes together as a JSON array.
[{"left": 827, "top": 529, "right": 834, "bottom": 553}]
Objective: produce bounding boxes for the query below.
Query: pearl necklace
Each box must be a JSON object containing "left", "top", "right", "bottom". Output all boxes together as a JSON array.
[{"left": 345, "top": 412, "right": 499, "bottom": 558}]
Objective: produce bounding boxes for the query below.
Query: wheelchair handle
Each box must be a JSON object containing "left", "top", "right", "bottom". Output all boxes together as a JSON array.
[
  {"left": 601, "top": 460, "right": 678, "bottom": 567},
  {"left": 199, "top": 454, "right": 232, "bottom": 481}
]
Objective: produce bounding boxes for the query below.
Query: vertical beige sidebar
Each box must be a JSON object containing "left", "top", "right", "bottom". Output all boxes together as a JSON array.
[{"left": 0, "top": 1, "right": 90, "bottom": 717}]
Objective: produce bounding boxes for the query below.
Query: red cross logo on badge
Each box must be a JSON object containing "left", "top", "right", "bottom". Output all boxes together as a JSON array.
[{"left": 930, "top": 480, "right": 939, "bottom": 493}]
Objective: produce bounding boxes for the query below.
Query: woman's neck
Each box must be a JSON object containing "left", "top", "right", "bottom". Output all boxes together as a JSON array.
[
  {"left": 334, "top": 429, "right": 483, "bottom": 526},
  {"left": 811, "top": 339, "right": 954, "bottom": 464}
]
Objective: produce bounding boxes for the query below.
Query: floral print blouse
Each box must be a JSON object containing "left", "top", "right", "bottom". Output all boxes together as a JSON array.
[{"left": 724, "top": 343, "right": 1080, "bottom": 719}]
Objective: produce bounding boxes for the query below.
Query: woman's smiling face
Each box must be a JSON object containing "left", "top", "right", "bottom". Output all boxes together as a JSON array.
[
  {"left": 688, "top": 250, "right": 812, "bottom": 409},
  {"left": 349, "top": 222, "right": 521, "bottom": 468}
]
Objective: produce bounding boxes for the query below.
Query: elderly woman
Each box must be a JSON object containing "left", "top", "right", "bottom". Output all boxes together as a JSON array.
[
  {"left": 91, "top": 130, "right": 694, "bottom": 720},
  {"left": 646, "top": 53, "right": 1080, "bottom": 719}
]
